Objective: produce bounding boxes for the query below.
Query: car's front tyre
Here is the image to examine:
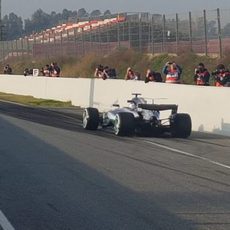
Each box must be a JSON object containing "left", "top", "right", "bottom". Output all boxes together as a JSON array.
[{"left": 83, "top": 107, "right": 100, "bottom": 130}]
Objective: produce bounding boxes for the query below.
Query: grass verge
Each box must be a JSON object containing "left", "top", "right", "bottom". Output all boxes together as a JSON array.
[{"left": 0, "top": 92, "right": 72, "bottom": 107}]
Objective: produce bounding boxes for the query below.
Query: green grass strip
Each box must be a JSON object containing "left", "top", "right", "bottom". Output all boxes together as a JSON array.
[{"left": 0, "top": 92, "right": 72, "bottom": 107}]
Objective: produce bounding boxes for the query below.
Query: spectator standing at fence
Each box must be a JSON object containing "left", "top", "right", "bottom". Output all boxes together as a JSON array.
[
  {"left": 41, "top": 64, "right": 51, "bottom": 77},
  {"left": 3, "top": 64, "right": 12, "bottom": 74},
  {"left": 50, "top": 62, "right": 61, "bottom": 77},
  {"left": 94, "top": 65, "right": 117, "bottom": 80},
  {"left": 162, "top": 62, "right": 182, "bottom": 84},
  {"left": 125, "top": 67, "right": 140, "bottom": 80},
  {"left": 194, "top": 63, "right": 210, "bottom": 86},
  {"left": 102, "top": 66, "right": 111, "bottom": 80},
  {"left": 23, "top": 68, "right": 33, "bottom": 76},
  {"left": 104, "top": 66, "right": 117, "bottom": 79},
  {"left": 145, "top": 69, "right": 163, "bottom": 83},
  {"left": 94, "top": 64, "right": 106, "bottom": 79},
  {"left": 212, "top": 64, "right": 230, "bottom": 87}
]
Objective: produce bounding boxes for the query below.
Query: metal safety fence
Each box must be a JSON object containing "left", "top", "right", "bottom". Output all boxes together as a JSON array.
[{"left": 1, "top": 8, "right": 230, "bottom": 61}]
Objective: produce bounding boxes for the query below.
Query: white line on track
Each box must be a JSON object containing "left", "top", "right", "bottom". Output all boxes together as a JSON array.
[
  {"left": 144, "top": 140, "right": 230, "bottom": 170},
  {"left": 0, "top": 210, "right": 15, "bottom": 230}
]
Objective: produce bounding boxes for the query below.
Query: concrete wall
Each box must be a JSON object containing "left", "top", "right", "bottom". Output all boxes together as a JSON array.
[
  {"left": 0, "top": 75, "right": 229, "bottom": 136},
  {"left": 0, "top": 75, "right": 92, "bottom": 106}
]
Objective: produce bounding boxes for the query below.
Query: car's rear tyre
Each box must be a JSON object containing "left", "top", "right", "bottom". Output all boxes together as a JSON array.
[
  {"left": 82, "top": 107, "right": 99, "bottom": 130},
  {"left": 170, "top": 113, "right": 192, "bottom": 138},
  {"left": 114, "top": 112, "right": 135, "bottom": 136}
]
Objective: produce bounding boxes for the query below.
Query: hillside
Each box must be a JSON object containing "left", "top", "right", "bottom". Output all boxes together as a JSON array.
[{"left": 1, "top": 48, "right": 230, "bottom": 85}]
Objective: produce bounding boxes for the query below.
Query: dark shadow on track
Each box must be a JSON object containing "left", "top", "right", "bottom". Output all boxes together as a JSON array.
[
  {"left": 0, "top": 115, "right": 198, "bottom": 230},
  {"left": 0, "top": 101, "right": 228, "bottom": 144}
]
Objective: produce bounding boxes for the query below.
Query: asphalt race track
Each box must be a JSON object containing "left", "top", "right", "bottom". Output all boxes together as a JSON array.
[{"left": 0, "top": 101, "right": 229, "bottom": 230}]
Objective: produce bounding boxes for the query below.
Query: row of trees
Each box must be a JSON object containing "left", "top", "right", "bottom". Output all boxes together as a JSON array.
[{"left": 1, "top": 8, "right": 112, "bottom": 40}]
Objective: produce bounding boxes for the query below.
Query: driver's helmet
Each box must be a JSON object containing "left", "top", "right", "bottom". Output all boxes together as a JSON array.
[
  {"left": 132, "top": 97, "right": 147, "bottom": 105},
  {"left": 129, "top": 103, "right": 136, "bottom": 110}
]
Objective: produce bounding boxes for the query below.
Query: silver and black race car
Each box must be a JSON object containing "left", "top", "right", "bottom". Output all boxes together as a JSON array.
[{"left": 82, "top": 93, "right": 192, "bottom": 138}]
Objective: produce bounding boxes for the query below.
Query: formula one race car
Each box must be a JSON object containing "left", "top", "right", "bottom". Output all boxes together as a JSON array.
[{"left": 82, "top": 94, "right": 192, "bottom": 138}]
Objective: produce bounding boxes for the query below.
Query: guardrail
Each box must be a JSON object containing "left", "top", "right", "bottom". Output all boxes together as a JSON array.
[{"left": 0, "top": 74, "right": 229, "bottom": 136}]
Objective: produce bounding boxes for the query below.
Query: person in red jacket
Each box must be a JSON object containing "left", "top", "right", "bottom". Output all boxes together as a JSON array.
[
  {"left": 212, "top": 64, "right": 230, "bottom": 87},
  {"left": 162, "top": 62, "right": 182, "bottom": 83},
  {"left": 194, "top": 63, "right": 210, "bottom": 86}
]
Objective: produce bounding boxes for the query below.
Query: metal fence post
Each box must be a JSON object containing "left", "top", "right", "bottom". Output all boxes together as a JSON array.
[
  {"left": 33, "top": 34, "right": 36, "bottom": 46},
  {"left": 2, "top": 40, "right": 5, "bottom": 61},
  {"left": 60, "top": 31, "right": 63, "bottom": 58},
  {"left": 122, "top": 21, "right": 125, "bottom": 41},
  {"left": 162, "top": 14, "right": 166, "bottom": 53},
  {"left": 42, "top": 32, "right": 44, "bottom": 44},
  {"left": 106, "top": 23, "right": 109, "bottom": 43},
  {"left": 26, "top": 36, "right": 30, "bottom": 57},
  {"left": 189, "top": 11, "right": 193, "bottom": 52},
  {"left": 74, "top": 28, "right": 77, "bottom": 57},
  {"left": 32, "top": 35, "right": 36, "bottom": 57},
  {"left": 6, "top": 40, "right": 9, "bottom": 59},
  {"left": 98, "top": 25, "right": 102, "bottom": 54},
  {"left": 139, "top": 13, "right": 142, "bottom": 52},
  {"left": 217, "top": 8, "right": 223, "bottom": 58},
  {"left": 11, "top": 40, "right": 14, "bottom": 58},
  {"left": 15, "top": 39, "right": 19, "bottom": 57},
  {"left": 128, "top": 19, "right": 131, "bottom": 49},
  {"left": 66, "top": 29, "right": 69, "bottom": 42},
  {"left": 151, "top": 14, "right": 154, "bottom": 54},
  {"left": 20, "top": 38, "right": 24, "bottom": 56},
  {"left": 53, "top": 31, "right": 56, "bottom": 57},
  {"left": 176, "top": 13, "right": 179, "bottom": 54},
  {"left": 203, "top": 9, "right": 208, "bottom": 56},
  {"left": 148, "top": 14, "right": 151, "bottom": 53},
  {"left": 117, "top": 17, "right": 120, "bottom": 48},
  {"left": 48, "top": 32, "right": 51, "bottom": 43},
  {"left": 81, "top": 28, "right": 85, "bottom": 56},
  {"left": 89, "top": 24, "right": 93, "bottom": 51}
]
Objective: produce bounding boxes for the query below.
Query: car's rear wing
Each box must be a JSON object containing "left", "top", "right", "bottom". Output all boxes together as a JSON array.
[{"left": 138, "top": 104, "right": 178, "bottom": 114}]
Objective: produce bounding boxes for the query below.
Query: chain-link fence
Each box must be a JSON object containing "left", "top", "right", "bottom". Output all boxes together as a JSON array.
[{"left": 1, "top": 8, "right": 230, "bottom": 61}]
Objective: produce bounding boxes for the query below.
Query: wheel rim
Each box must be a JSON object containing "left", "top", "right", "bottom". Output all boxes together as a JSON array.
[
  {"left": 82, "top": 110, "right": 88, "bottom": 128},
  {"left": 114, "top": 115, "right": 120, "bottom": 135}
]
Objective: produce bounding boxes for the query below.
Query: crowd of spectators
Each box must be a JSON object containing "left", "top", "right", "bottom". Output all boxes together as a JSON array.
[
  {"left": 40, "top": 62, "right": 61, "bottom": 77},
  {"left": 193, "top": 62, "right": 230, "bottom": 87},
  {"left": 23, "top": 62, "right": 61, "bottom": 77},
  {"left": 2, "top": 61, "right": 230, "bottom": 87},
  {"left": 94, "top": 65, "right": 117, "bottom": 80},
  {"left": 94, "top": 62, "right": 230, "bottom": 87}
]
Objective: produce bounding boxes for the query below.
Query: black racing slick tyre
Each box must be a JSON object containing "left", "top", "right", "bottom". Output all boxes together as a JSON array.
[
  {"left": 114, "top": 112, "right": 135, "bottom": 136},
  {"left": 82, "top": 107, "right": 100, "bottom": 130},
  {"left": 170, "top": 113, "right": 192, "bottom": 138}
]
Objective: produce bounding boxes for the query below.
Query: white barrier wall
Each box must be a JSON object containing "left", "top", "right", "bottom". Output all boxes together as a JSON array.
[
  {"left": 0, "top": 75, "right": 230, "bottom": 136},
  {"left": 0, "top": 75, "right": 92, "bottom": 106}
]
